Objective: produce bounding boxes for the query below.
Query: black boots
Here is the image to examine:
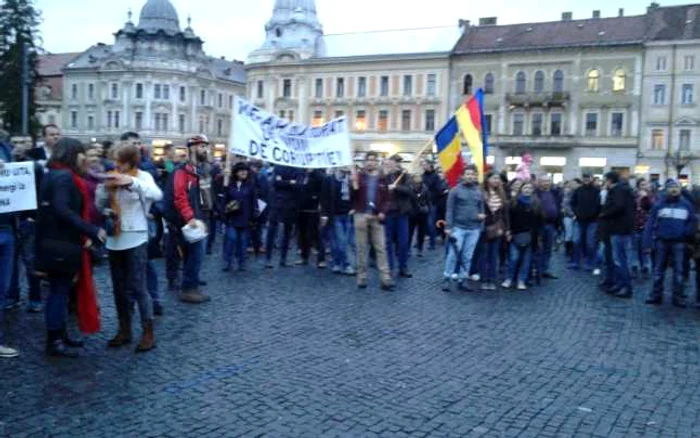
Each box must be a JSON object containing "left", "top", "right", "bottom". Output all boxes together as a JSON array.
[{"left": 46, "top": 330, "right": 79, "bottom": 358}]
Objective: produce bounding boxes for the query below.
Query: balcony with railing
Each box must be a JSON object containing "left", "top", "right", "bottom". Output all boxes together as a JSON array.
[{"left": 505, "top": 92, "right": 571, "bottom": 108}]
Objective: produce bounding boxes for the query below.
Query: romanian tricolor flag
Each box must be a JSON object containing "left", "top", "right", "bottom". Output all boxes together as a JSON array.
[
  {"left": 455, "top": 89, "right": 488, "bottom": 182},
  {"left": 435, "top": 116, "right": 465, "bottom": 188}
]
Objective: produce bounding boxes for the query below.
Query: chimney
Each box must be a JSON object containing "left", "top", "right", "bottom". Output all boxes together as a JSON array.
[
  {"left": 618, "top": 8, "right": 624, "bottom": 17},
  {"left": 647, "top": 2, "right": 660, "bottom": 13},
  {"left": 458, "top": 19, "right": 471, "bottom": 33},
  {"left": 562, "top": 12, "right": 573, "bottom": 21},
  {"left": 479, "top": 17, "right": 498, "bottom": 26},
  {"left": 592, "top": 10, "right": 601, "bottom": 19}
]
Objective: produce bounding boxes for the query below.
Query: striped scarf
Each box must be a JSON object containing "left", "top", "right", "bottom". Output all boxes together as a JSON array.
[{"left": 487, "top": 190, "right": 502, "bottom": 213}]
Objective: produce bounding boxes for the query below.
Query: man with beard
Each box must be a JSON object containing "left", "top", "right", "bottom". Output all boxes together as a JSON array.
[
  {"left": 163, "top": 135, "right": 211, "bottom": 304},
  {"left": 643, "top": 179, "right": 697, "bottom": 307}
]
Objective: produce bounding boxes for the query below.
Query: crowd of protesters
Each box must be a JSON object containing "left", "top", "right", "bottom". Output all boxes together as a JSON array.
[{"left": 1, "top": 124, "right": 700, "bottom": 360}]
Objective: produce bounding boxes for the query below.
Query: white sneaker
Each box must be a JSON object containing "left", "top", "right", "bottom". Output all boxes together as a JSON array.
[
  {"left": 517, "top": 282, "right": 527, "bottom": 291},
  {"left": 501, "top": 279, "right": 512, "bottom": 289},
  {"left": 0, "top": 345, "right": 19, "bottom": 358},
  {"left": 592, "top": 269, "right": 601, "bottom": 276},
  {"left": 470, "top": 274, "right": 480, "bottom": 282}
]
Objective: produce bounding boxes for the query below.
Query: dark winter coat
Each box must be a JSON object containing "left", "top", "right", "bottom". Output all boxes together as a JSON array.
[
  {"left": 571, "top": 184, "right": 601, "bottom": 223},
  {"left": 224, "top": 179, "right": 256, "bottom": 228},
  {"left": 600, "top": 182, "right": 635, "bottom": 236},
  {"left": 271, "top": 166, "right": 304, "bottom": 223}
]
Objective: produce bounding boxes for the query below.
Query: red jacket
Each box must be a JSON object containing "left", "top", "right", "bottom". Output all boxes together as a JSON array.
[
  {"left": 173, "top": 163, "right": 200, "bottom": 223},
  {"left": 351, "top": 172, "right": 388, "bottom": 215}
]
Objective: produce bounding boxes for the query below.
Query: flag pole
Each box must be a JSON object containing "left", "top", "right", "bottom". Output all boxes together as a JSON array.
[
  {"left": 395, "top": 137, "right": 434, "bottom": 185},
  {"left": 224, "top": 96, "right": 237, "bottom": 188}
]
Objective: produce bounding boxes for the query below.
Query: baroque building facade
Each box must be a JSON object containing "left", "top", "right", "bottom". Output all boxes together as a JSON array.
[{"left": 58, "top": 0, "right": 245, "bottom": 155}]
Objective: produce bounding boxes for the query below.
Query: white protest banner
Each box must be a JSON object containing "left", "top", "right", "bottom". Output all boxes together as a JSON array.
[
  {"left": 230, "top": 96, "right": 352, "bottom": 168},
  {"left": 0, "top": 161, "right": 37, "bottom": 214}
]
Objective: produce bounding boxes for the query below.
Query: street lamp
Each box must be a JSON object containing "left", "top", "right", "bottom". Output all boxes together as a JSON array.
[{"left": 664, "top": 148, "right": 693, "bottom": 179}]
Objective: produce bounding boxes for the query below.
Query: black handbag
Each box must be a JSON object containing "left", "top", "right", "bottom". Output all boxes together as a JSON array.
[{"left": 37, "top": 238, "right": 83, "bottom": 274}]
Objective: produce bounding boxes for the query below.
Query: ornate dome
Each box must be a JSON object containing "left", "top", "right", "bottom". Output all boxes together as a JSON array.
[{"left": 137, "top": 0, "right": 180, "bottom": 33}]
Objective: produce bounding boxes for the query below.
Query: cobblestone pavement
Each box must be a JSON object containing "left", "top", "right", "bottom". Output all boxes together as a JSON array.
[{"left": 2, "top": 244, "right": 700, "bottom": 438}]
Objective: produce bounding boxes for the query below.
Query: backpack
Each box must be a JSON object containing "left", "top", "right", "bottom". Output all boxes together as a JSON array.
[{"left": 162, "top": 165, "right": 185, "bottom": 227}]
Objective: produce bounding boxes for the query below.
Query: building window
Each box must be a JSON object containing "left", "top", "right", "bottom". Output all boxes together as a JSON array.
[
  {"left": 312, "top": 110, "right": 324, "bottom": 127},
  {"left": 613, "top": 69, "right": 626, "bottom": 92},
  {"left": 135, "top": 112, "right": 143, "bottom": 131},
  {"left": 484, "top": 73, "right": 494, "bottom": 94},
  {"left": 587, "top": 70, "right": 599, "bottom": 92},
  {"left": 653, "top": 84, "right": 666, "bottom": 105},
  {"left": 484, "top": 114, "right": 492, "bottom": 135},
  {"left": 163, "top": 85, "right": 170, "bottom": 100},
  {"left": 332, "top": 110, "right": 343, "bottom": 119},
  {"left": 403, "top": 75, "right": 413, "bottom": 96},
  {"left": 684, "top": 55, "right": 695, "bottom": 71},
  {"left": 107, "top": 110, "right": 115, "bottom": 129},
  {"left": 111, "top": 83, "right": 119, "bottom": 99},
  {"left": 550, "top": 113, "right": 562, "bottom": 136},
  {"left": 229, "top": 95, "right": 233, "bottom": 109},
  {"left": 87, "top": 115, "right": 94, "bottom": 130},
  {"left": 651, "top": 129, "right": 664, "bottom": 150},
  {"left": 553, "top": 70, "right": 564, "bottom": 93},
  {"left": 585, "top": 112, "right": 598, "bottom": 136},
  {"left": 515, "top": 72, "right": 526, "bottom": 94},
  {"left": 425, "top": 109, "right": 435, "bottom": 131},
  {"left": 114, "top": 111, "right": 120, "bottom": 129},
  {"left": 680, "top": 129, "right": 691, "bottom": 151},
  {"left": 656, "top": 56, "right": 667, "bottom": 71},
  {"left": 401, "top": 110, "right": 411, "bottom": 131},
  {"left": 534, "top": 71, "right": 544, "bottom": 94},
  {"left": 70, "top": 111, "right": 77, "bottom": 128},
  {"left": 463, "top": 74, "right": 473, "bottom": 95},
  {"left": 427, "top": 74, "right": 437, "bottom": 96},
  {"left": 135, "top": 83, "right": 143, "bottom": 99},
  {"left": 198, "top": 115, "right": 209, "bottom": 133},
  {"left": 154, "top": 84, "right": 162, "bottom": 99},
  {"left": 218, "top": 93, "right": 223, "bottom": 108},
  {"left": 611, "top": 112, "right": 624, "bottom": 137},
  {"left": 380, "top": 76, "right": 389, "bottom": 97},
  {"left": 200, "top": 90, "right": 207, "bottom": 105},
  {"left": 283, "top": 79, "right": 292, "bottom": 98},
  {"left": 378, "top": 110, "right": 389, "bottom": 132},
  {"left": 279, "top": 110, "right": 286, "bottom": 119},
  {"left": 288, "top": 110, "right": 294, "bottom": 122},
  {"left": 71, "top": 84, "right": 78, "bottom": 100},
  {"left": 512, "top": 113, "right": 524, "bottom": 135},
  {"left": 355, "top": 110, "right": 366, "bottom": 131},
  {"left": 256, "top": 80, "right": 264, "bottom": 99},
  {"left": 217, "top": 119, "right": 223, "bottom": 137},
  {"left": 155, "top": 113, "right": 169, "bottom": 131},
  {"left": 179, "top": 86, "right": 186, "bottom": 102},
  {"left": 358, "top": 76, "right": 367, "bottom": 98},
  {"left": 48, "top": 114, "right": 56, "bottom": 125},
  {"left": 336, "top": 78, "right": 345, "bottom": 98},
  {"left": 178, "top": 114, "right": 185, "bottom": 133},
  {"left": 531, "top": 113, "right": 543, "bottom": 136},
  {"left": 315, "top": 78, "right": 323, "bottom": 98},
  {"left": 88, "top": 83, "right": 94, "bottom": 100},
  {"left": 682, "top": 84, "right": 694, "bottom": 105}
]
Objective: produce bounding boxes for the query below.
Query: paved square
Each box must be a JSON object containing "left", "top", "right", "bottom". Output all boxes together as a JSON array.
[{"left": 2, "top": 250, "right": 700, "bottom": 437}]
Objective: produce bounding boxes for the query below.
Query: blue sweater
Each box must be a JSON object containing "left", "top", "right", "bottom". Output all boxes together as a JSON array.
[{"left": 643, "top": 196, "right": 696, "bottom": 249}]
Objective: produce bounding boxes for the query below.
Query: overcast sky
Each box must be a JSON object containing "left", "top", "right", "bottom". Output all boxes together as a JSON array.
[{"left": 36, "top": 0, "right": 688, "bottom": 61}]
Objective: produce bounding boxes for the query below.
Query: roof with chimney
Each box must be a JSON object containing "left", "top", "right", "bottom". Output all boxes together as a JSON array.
[
  {"left": 646, "top": 3, "right": 700, "bottom": 40},
  {"left": 38, "top": 52, "right": 81, "bottom": 77}
]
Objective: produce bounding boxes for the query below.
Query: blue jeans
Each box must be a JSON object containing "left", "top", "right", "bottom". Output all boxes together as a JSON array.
[
  {"left": 574, "top": 221, "right": 598, "bottom": 269},
  {"left": 480, "top": 238, "right": 501, "bottom": 282},
  {"left": 599, "top": 238, "right": 616, "bottom": 287},
  {"left": 146, "top": 261, "right": 159, "bottom": 303},
  {"left": 9, "top": 219, "right": 41, "bottom": 304},
  {"left": 610, "top": 234, "right": 632, "bottom": 290},
  {"left": 540, "top": 224, "right": 556, "bottom": 274},
  {"left": 45, "top": 273, "right": 73, "bottom": 331},
  {"left": 181, "top": 239, "right": 204, "bottom": 291},
  {"left": 384, "top": 213, "right": 409, "bottom": 272},
  {"left": 332, "top": 215, "right": 354, "bottom": 269},
  {"left": 0, "top": 229, "right": 15, "bottom": 343},
  {"left": 444, "top": 227, "right": 481, "bottom": 280},
  {"left": 651, "top": 241, "right": 686, "bottom": 300},
  {"left": 508, "top": 243, "right": 532, "bottom": 283},
  {"left": 629, "top": 232, "right": 650, "bottom": 272},
  {"left": 427, "top": 205, "right": 438, "bottom": 249},
  {"left": 224, "top": 226, "right": 248, "bottom": 268}
]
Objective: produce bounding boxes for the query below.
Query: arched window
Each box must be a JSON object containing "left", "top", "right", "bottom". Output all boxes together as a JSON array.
[
  {"left": 275, "top": 28, "right": 282, "bottom": 38},
  {"left": 553, "top": 70, "right": 564, "bottom": 93},
  {"left": 463, "top": 74, "right": 473, "bottom": 95},
  {"left": 515, "top": 71, "right": 526, "bottom": 94},
  {"left": 613, "top": 68, "right": 626, "bottom": 92},
  {"left": 534, "top": 71, "right": 545, "bottom": 93},
  {"left": 484, "top": 73, "right": 494, "bottom": 94},
  {"left": 587, "top": 69, "right": 600, "bottom": 92}
]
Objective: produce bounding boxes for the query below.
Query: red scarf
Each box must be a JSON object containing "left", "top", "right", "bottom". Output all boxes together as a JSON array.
[{"left": 50, "top": 164, "right": 100, "bottom": 334}]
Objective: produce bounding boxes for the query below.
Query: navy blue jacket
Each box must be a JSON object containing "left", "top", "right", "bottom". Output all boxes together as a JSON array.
[
  {"left": 224, "top": 179, "right": 256, "bottom": 228},
  {"left": 643, "top": 195, "right": 696, "bottom": 249}
]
